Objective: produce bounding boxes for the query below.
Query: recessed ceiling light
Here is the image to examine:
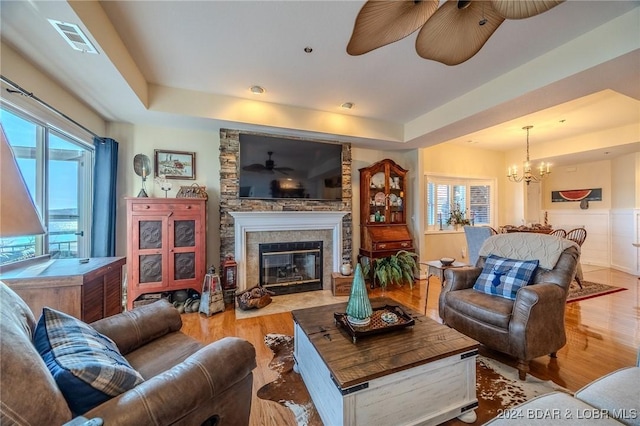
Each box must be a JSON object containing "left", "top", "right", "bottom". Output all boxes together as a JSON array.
[
  {"left": 341, "top": 102, "right": 354, "bottom": 109},
  {"left": 250, "top": 85, "right": 265, "bottom": 94}
]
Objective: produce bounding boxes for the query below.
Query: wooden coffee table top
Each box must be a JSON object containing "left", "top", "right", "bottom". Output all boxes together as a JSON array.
[{"left": 292, "top": 297, "right": 478, "bottom": 389}]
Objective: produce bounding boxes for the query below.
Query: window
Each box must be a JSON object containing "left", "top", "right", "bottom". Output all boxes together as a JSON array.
[
  {"left": 426, "top": 175, "right": 496, "bottom": 231},
  {"left": 0, "top": 106, "right": 93, "bottom": 265}
]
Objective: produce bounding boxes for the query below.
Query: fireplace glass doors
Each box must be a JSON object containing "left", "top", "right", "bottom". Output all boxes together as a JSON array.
[{"left": 259, "top": 241, "right": 323, "bottom": 295}]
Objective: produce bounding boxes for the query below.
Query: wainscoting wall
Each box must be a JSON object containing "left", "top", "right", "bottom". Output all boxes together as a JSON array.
[{"left": 546, "top": 208, "right": 640, "bottom": 276}]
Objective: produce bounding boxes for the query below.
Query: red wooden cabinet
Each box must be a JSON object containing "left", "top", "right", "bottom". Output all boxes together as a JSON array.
[
  {"left": 126, "top": 198, "right": 206, "bottom": 309},
  {"left": 359, "top": 159, "right": 414, "bottom": 260}
]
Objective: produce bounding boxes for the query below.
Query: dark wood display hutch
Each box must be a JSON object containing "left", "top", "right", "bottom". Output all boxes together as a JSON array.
[
  {"left": 359, "top": 159, "right": 414, "bottom": 263},
  {"left": 125, "top": 198, "right": 206, "bottom": 309}
]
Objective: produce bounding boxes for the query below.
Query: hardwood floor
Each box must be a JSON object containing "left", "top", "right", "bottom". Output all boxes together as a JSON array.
[{"left": 180, "top": 266, "right": 640, "bottom": 425}]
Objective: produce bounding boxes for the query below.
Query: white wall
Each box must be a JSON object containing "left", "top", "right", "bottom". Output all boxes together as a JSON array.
[
  {"left": 0, "top": 41, "right": 106, "bottom": 140},
  {"left": 540, "top": 155, "right": 639, "bottom": 274},
  {"left": 546, "top": 210, "right": 610, "bottom": 268},
  {"left": 635, "top": 210, "right": 640, "bottom": 275},
  {"left": 542, "top": 159, "right": 612, "bottom": 210},
  {"left": 611, "top": 153, "right": 640, "bottom": 275},
  {"left": 109, "top": 123, "right": 222, "bottom": 267},
  {"left": 611, "top": 209, "right": 636, "bottom": 274},
  {"left": 611, "top": 153, "right": 637, "bottom": 209},
  {"left": 419, "top": 143, "right": 505, "bottom": 266}
]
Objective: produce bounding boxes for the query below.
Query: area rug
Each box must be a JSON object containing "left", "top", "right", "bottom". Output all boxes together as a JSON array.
[
  {"left": 257, "top": 334, "right": 568, "bottom": 426},
  {"left": 566, "top": 280, "right": 626, "bottom": 303},
  {"left": 235, "top": 290, "right": 347, "bottom": 319}
]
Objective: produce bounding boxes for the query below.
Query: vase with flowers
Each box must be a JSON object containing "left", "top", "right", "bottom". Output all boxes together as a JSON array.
[{"left": 447, "top": 204, "right": 471, "bottom": 230}]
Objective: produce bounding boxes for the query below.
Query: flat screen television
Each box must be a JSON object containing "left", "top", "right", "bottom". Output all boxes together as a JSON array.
[{"left": 238, "top": 133, "right": 343, "bottom": 200}]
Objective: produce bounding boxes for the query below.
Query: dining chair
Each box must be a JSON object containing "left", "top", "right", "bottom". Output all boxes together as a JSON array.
[
  {"left": 566, "top": 228, "right": 587, "bottom": 246},
  {"left": 463, "top": 226, "right": 494, "bottom": 266},
  {"left": 550, "top": 229, "right": 567, "bottom": 238},
  {"left": 566, "top": 228, "right": 587, "bottom": 288}
]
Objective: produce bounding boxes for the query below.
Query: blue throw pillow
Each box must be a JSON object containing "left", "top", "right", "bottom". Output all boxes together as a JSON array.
[
  {"left": 473, "top": 255, "right": 539, "bottom": 300},
  {"left": 33, "top": 308, "right": 144, "bottom": 415}
]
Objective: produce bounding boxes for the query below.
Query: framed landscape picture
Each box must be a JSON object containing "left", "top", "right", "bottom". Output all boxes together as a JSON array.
[{"left": 154, "top": 150, "right": 195, "bottom": 179}]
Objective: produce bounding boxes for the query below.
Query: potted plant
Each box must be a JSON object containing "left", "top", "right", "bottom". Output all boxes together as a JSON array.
[
  {"left": 447, "top": 204, "right": 471, "bottom": 230},
  {"left": 362, "top": 250, "right": 418, "bottom": 289}
]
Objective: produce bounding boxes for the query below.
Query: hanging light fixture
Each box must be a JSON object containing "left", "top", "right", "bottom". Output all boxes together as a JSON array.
[{"left": 507, "top": 126, "right": 551, "bottom": 185}]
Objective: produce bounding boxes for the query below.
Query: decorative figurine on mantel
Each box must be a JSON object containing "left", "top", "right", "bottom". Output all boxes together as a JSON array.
[{"left": 345, "top": 264, "right": 372, "bottom": 326}]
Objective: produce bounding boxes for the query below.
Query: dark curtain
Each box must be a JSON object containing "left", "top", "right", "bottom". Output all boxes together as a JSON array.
[{"left": 91, "top": 137, "right": 118, "bottom": 257}]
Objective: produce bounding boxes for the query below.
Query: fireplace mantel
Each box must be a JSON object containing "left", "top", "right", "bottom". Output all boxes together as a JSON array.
[{"left": 230, "top": 211, "right": 348, "bottom": 291}]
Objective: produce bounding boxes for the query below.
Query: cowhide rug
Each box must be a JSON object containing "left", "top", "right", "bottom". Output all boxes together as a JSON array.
[
  {"left": 256, "top": 334, "right": 322, "bottom": 426},
  {"left": 257, "top": 334, "right": 568, "bottom": 426}
]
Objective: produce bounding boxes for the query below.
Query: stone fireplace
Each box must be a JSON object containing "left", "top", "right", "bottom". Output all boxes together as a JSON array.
[{"left": 219, "top": 129, "right": 353, "bottom": 293}]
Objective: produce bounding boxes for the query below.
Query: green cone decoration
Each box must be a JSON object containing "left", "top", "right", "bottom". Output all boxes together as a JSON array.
[{"left": 345, "top": 263, "right": 373, "bottom": 326}]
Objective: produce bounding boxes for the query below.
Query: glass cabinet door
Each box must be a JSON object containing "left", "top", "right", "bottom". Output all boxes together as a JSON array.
[
  {"left": 364, "top": 166, "right": 406, "bottom": 225},
  {"left": 388, "top": 169, "right": 405, "bottom": 224},
  {"left": 367, "top": 171, "right": 387, "bottom": 224}
]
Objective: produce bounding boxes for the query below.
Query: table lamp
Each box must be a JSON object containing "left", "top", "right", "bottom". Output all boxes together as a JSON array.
[{"left": 0, "top": 124, "right": 46, "bottom": 239}]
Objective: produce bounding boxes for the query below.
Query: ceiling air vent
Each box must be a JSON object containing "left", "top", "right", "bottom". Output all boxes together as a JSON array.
[{"left": 48, "top": 19, "right": 98, "bottom": 54}]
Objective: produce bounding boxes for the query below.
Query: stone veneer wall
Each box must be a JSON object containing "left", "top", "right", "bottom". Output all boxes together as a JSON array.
[{"left": 219, "top": 129, "right": 353, "bottom": 267}]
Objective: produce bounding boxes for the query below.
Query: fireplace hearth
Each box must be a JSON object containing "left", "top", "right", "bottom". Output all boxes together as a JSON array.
[{"left": 259, "top": 241, "right": 323, "bottom": 295}]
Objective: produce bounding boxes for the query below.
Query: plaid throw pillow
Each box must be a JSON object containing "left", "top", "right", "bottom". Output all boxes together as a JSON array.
[
  {"left": 473, "top": 255, "right": 539, "bottom": 300},
  {"left": 33, "top": 308, "right": 144, "bottom": 415}
]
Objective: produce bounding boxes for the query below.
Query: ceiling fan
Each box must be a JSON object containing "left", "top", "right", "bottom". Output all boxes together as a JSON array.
[
  {"left": 347, "top": 0, "right": 564, "bottom": 65},
  {"left": 242, "top": 151, "right": 294, "bottom": 175}
]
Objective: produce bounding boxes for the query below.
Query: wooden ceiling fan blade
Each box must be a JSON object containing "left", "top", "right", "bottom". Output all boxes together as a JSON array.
[
  {"left": 416, "top": 0, "right": 504, "bottom": 65},
  {"left": 491, "top": 0, "right": 564, "bottom": 19},
  {"left": 347, "top": 0, "right": 439, "bottom": 56}
]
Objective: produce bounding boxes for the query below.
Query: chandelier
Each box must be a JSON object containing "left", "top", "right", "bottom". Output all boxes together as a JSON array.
[{"left": 507, "top": 125, "right": 550, "bottom": 185}]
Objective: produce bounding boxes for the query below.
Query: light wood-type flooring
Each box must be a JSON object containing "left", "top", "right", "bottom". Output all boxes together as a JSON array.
[{"left": 180, "top": 266, "right": 640, "bottom": 426}]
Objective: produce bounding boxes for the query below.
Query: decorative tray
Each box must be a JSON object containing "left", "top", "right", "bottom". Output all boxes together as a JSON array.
[{"left": 334, "top": 305, "right": 415, "bottom": 343}]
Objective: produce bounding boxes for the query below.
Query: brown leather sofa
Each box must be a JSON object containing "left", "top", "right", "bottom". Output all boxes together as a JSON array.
[
  {"left": 439, "top": 233, "right": 579, "bottom": 380},
  {"left": 0, "top": 282, "right": 256, "bottom": 425}
]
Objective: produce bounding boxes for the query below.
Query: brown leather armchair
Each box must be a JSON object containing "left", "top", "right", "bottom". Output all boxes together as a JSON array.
[
  {"left": 439, "top": 233, "right": 579, "bottom": 380},
  {"left": 0, "top": 282, "right": 256, "bottom": 425}
]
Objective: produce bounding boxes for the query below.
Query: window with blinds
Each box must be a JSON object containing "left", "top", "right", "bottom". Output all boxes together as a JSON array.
[{"left": 426, "top": 176, "right": 495, "bottom": 231}]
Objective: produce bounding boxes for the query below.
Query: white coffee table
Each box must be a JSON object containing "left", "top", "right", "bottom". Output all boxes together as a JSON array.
[{"left": 292, "top": 298, "right": 479, "bottom": 426}]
